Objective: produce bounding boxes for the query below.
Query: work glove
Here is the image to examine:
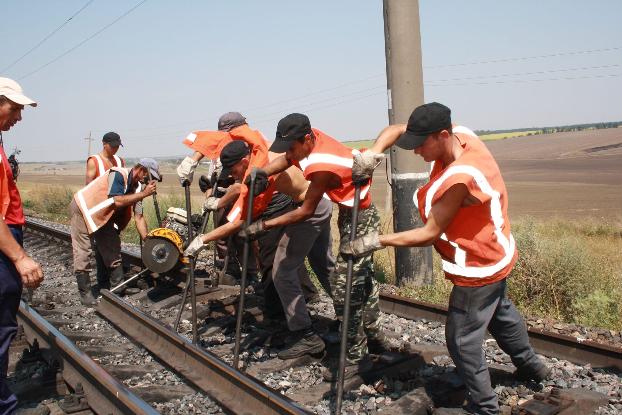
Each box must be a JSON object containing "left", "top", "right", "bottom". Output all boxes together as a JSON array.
[
  {"left": 212, "top": 158, "right": 223, "bottom": 178},
  {"left": 184, "top": 235, "right": 206, "bottom": 257},
  {"left": 352, "top": 150, "right": 384, "bottom": 183},
  {"left": 243, "top": 168, "right": 269, "bottom": 196},
  {"left": 339, "top": 231, "right": 384, "bottom": 258},
  {"left": 203, "top": 196, "right": 220, "bottom": 212},
  {"left": 238, "top": 219, "right": 267, "bottom": 241},
  {"left": 177, "top": 156, "right": 199, "bottom": 186},
  {"left": 198, "top": 174, "right": 213, "bottom": 193}
]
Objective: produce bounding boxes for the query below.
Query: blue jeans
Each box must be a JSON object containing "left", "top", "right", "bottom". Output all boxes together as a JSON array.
[{"left": 0, "top": 226, "right": 23, "bottom": 415}]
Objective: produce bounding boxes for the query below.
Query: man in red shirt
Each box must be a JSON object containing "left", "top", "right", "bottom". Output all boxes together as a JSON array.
[{"left": 0, "top": 77, "right": 44, "bottom": 414}]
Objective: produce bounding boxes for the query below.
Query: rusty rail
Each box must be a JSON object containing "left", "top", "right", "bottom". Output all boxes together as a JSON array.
[
  {"left": 379, "top": 292, "right": 622, "bottom": 371},
  {"left": 17, "top": 301, "right": 158, "bottom": 415}
]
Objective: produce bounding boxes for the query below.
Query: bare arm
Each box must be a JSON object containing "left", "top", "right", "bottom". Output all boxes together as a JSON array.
[
  {"left": 0, "top": 217, "right": 43, "bottom": 288},
  {"left": 264, "top": 173, "right": 332, "bottom": 229},
  {"left": 199, "top": 219, "right": 244, "bottom": 244},
  {"left": 134, "top": 212, "right": 148, "bottom": 240},
  {"left": 370, "top": 124, "right": 408, "bottom": 154},
  {"left": 113, "top": 181, "right": 156, "bottom": 209},
  {"left": 379, "top": 184, "right": 468, "bottom": 247},
  {"left": 217, "top": 183, "right": 242, "bottom": 209},
  {"left": 263, "top": 154, "right": 291, "bottom": 176},
  {"left": 191, "top": 151, "right": 204, "bottom": 162},
  {"left": 85, "top": 158, "right": 97, "bottom": 184}
]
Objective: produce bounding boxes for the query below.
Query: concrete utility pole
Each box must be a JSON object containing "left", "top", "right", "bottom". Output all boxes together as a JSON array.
[
  {"left": 84, "top": 131, "right": 93, "bottom": 158},
  {"left": 383, "top": 0, "right": 433, "bottom": 285}
]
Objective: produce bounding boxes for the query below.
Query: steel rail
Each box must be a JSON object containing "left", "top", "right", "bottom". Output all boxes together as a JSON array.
[
  {"left": 98, "top": 290, "right": 310, "bottom": 415},
  {"left": 379, "top": 292, "right": 622, "bottom": 371},
  {"left": 17, "top": 301, "right": 158, "bottom": 415},
  {"left": 24, "top": 219, "right": 622, "bottom": 399},
  {"left": 25, "top": 219, "right": 310, "bottom": 415}
]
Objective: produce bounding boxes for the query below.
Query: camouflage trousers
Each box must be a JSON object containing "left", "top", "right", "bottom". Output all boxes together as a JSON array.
[{"left": 331, "top": 203, "right": 382, "bottom": 363}]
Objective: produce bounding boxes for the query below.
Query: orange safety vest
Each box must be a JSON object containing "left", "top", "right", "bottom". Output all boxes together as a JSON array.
[
  {"left": 87, "top": 154, "right": 125, "bottom": 178},
  {"left": 74, "top": 167, "right": 133, "bottom": 234},
  {"left": 414, "top": 126, "right": 517, "bottom": 287},
  {"left": 0, "top": 156, "right": 9, "bottom": 220},
  {"left": 182, "top": 124, "right": 269, "bottom": 180},
  {"left": 295, "top": 128, "right": 371, "bottom": 209}
]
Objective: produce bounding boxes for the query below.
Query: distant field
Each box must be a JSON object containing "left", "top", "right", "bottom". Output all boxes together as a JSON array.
[
  {"left": 17, "top": 128, "right": 622, "bottom": 221},
  {"left": 478, "top": 130, "right": 541, "bottom": 141}
]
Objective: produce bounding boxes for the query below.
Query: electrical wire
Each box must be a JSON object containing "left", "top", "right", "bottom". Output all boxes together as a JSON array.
[
  {"left": 1, "top": 0, "right": 96, "bottom": 73},
  {"left": 18, "top": 0, "right": 148, "bottom": 81}
]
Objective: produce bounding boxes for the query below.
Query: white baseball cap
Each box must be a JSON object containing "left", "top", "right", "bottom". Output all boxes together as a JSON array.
[{"left": 0, "top": 77, "right": 37, "bottom": 107}]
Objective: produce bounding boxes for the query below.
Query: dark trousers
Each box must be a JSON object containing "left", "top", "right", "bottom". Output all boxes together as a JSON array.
[
  {"left": 0, "top": 226, "right": 23, "bottom": 415},
  {"left": 446, "top": 278, "right": 541, "bottom": 415}
]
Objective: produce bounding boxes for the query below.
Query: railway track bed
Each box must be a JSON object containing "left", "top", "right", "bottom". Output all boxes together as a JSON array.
[{"left": 8, "top": 217, "right": 622, "bottom": 414}]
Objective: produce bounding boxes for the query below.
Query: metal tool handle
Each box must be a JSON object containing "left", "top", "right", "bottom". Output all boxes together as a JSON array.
[
  {"left": 232, "top": 168, "right": 258, "bottom": 370},
  {"left": 148, "top": 171, "right": 162, "bottom": 225},
  {"left": 335, "top": 181, "right": 363, "bottom": 414}
]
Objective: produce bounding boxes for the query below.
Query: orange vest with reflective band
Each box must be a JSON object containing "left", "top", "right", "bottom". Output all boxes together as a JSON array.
[
  {"left": 74, "top": 167, "right": 132, "bottom": 234},
  {"left": 87, "top": 154, "right": 125, "bottom": 178},
  {"left": 0, "top": 146, "right": 24, "bottom": 225},
  {"left": 182, "top": 124, "right": 269, "bottom": 181},
  {"left": 295, "top": 129, "right": 371, "bottom": 209},
  {"left": 414, "top": 126, "right": 517, "bottom": 287}
]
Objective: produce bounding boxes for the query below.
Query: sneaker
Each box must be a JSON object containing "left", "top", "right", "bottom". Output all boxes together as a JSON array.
[
  {"left": 367, "top": 334, "right": 396, "bottom": 354},
  {"left": 278, "top": 333, "right": 325, "bottom": 360},
  {"left": 514, "top": 363, "right": 551, "bottom": 382},
  {"left": 322, "top": 357, "right": 373, "bottom": 381}
]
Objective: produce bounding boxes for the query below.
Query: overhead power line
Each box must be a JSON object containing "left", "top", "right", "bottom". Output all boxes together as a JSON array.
[
  {"left": 425, "top": 46, "right": 622, "bottom": 69},
  {"left": 18, "top": 0, "right": 148, "bottom": 81},
  {"left": 1, "top": 0, "right": 96, "bottom": 73}
]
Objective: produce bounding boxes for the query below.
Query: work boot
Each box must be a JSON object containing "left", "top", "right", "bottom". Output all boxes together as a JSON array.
[
  {"left": 514, "top": 362, "right": 551, "bottom": 382},
  {"left": 367, "top": 334, "right": 397, "bottom": 354},
  {"left": 322, "top": 356, "right": 373, "bottom": 381},
  {"left": 75, "top": 272, "right": 96, "bottom": 306},
  {"left": 277, "top": 330, "right": 325, "bottom": 360},
  {"left": 109, "top": 266, "right": 126, "bottom": 295}
]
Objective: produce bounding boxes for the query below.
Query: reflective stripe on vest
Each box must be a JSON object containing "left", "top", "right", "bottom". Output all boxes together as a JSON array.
[
  {"left": 75, "top": 167, "right": 129, "bottom": 234},
  {"left": 90, "top": 154, "right": 124, "bottom": 178},
  {"left": 423, "top": 163, "right": 516, "bottom": 279}
]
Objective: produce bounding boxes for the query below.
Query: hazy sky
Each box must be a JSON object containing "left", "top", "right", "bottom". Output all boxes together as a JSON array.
[{"left": 2, "top": 1, "right": 620, "bottom": 162}]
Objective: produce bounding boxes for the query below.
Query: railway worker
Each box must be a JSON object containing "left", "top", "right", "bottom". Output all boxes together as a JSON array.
[
  {"left": 176, "top": 112, "right": 261, "bottom": 283},
  {"left": 0, "top": 77, "right": 44, "bottom": 414},
  {"left": 184, "top": 139, "right": 336, "bottom": 358},
  {"left": 85, "top": 132, "right": 125, "bottom": 184},
  {"left": 85, "top": 132, "right": 126, "bottom": 296},
  {"left": 69, "top": 159, "right": 159, "bottom": 305},
  {"left": 234, "top": 113, "right": 390, "bottom": 379},
  {"left": 344, "top": 102, "right": 550, "bottom": 415}
]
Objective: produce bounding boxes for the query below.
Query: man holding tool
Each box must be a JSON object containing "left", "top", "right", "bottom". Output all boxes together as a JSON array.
[
  {"left": 232, "top": 113, "right": 390, "bottom": 379},
  {"left": 177, "top": 112, "right": 262, "bottom": 283},
  {"left": 184, "top": 139, "right": 336, "bottom": 359},
  {"left": 69, "top": 158, "right": 160, "bottom": 305},
  {"left": 0, "top": 77, "right": 45, "bottom": 415},
  {"left": 343, "top": 102, "right": 549, "bottom": 415},
  {"left": 84, "top": 131, "right": 127, "bottom": 293}
]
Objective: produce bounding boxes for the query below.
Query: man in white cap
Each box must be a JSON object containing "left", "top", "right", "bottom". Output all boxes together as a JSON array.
[
  {"left": 69, "top": 158, "right": 159, "bottom": 304},
  {"left": 0, "top": 77, "right": 45, "bottom": 414}
]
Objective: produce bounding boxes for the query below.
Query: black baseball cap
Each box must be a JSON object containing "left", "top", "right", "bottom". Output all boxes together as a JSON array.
[
  {"left": 269, "top": 113, "right": 312, "bottom": 153},
  {"left": 395, "top": 102, "right": 452, "bottom": 150},
  {"left": 102, "top": 131, "right": 123, "bottom": 147},
  {"left": 219, "top": 140, "right": 250, "bottom": 178}
]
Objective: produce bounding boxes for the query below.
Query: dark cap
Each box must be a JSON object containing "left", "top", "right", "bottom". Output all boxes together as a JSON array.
[
  {"left": 102, "top": 131, "right": 123, "bottom": 147},
  {"left": 269, "top": 113, "right": 312, "bottom": 153},
  {"left": 395, "top": 102, "right": 451, "bottom": 150},
  {"left": 219, "top": 140, "right": 250, "bottom": 178},
  {"left": 217, "top": 112, "right": 247, "bottom": 132}
]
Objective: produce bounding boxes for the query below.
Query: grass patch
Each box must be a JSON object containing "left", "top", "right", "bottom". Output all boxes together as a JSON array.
[
  {"left": 396, "top": 216, "right": 622, "bottom": 330},
  {"left": 479, "top": 130, "right": 541, "bottom": 141}
]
